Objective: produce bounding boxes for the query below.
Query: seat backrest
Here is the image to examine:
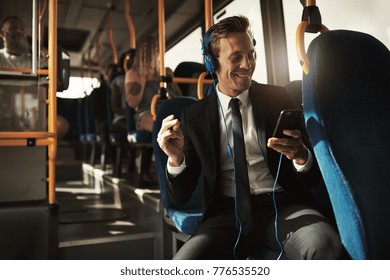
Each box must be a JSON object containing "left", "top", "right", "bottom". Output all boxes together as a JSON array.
[
  {"left": 303, "top": 30, "right": 390, "bottom": 259},
  {"left": 174, "top": 61, "right": 206, "bottom": 97},
  {"left": 152, "top": 97, "right": 203, "bottom": 211},
  {"left": 284, "top": 80, "right": 303, "bottom": 109},
  {"left": 57, "top": 97, "right": 79, "bottom": 140}
]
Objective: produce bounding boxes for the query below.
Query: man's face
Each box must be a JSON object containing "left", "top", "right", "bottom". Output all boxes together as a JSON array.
[
  {"left": 1, "top": 19, "right": 29, "bottom": 56},
  {"left": 215, "top": 32, "right": 256, "bottom": 97}
]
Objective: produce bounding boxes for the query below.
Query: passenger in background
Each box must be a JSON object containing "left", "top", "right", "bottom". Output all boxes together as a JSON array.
[
  {"left": 124, "top": 36, "right": 181, "bottom": 134},
  {"left": 0, "top": 16, "right": 68, "bottom": 138},
  {"left": 0, "top": 16, "right": 31, "bottom": 68}
]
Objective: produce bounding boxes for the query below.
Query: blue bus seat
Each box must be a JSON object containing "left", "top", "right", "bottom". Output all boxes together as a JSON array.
[
  {"left": 284, "top": 80, "right": 303, "bottom": 109},
  {"left": 174, "top": 61, "right": 206, "bottom": 97},
  {"left": 152, "top": 96, "right": 203, "bottom": 236},
  {"left": 303, "top": 30, "right": 390, "bottom": 259},
  {"left": 284, "top": 80, "right": 336, "bottom": 221},
  {"left": 57, "top": 97, "right": 79, "bottom": 141},
  {"left": 106, "top": 71, "right": 153, "bottom": 179},
  {"left": 86, "top": 86, "right": 109, "bottom": 166},
  {"left": 77, "top": 97, "right": 87, "bottom": 142}
]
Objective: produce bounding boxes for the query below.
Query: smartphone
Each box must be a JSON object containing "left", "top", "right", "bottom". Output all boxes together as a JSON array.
[{"left": 272, "top": 109, "right": 304, "bottom": 138}]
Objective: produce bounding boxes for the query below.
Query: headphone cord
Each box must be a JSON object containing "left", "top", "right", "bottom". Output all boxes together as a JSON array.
[
  {"left": 216, "top": 87, "right": 283, "bottom": 260},
  {"left": 272, "top": 153, "right": 284, "bottom": 260},
  {"left": 216, "top": 93, "right": 243, "bottom": 260}
]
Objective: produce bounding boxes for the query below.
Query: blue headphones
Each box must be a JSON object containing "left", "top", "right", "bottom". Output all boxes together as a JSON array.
[
  {"left": 202, "top": 25, "right": 257, "bottom": 74},
  {"left": 201, "top": 25, "right": 217, "bottom": 74}
]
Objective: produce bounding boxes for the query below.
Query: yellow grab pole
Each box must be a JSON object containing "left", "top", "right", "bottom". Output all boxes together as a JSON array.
[
  {"left": 95, "top": 30, "right": 104, "bottom": 76},
  {"left": 197, "top": 72, "right": 208, "bottom": 100},
  {"left": 48, "top": 0, "right": 58, "bottom": 204},
  {"left": 39, "top": 0, "right": 47, "bottom": 62},
  {"left": 124, "top": 0, "right": 136, "bottom": 72},
  {"left": 306, "top": 0, "right": 316, "bottom": 7},
  {"left": 158, "top": 0, "right": 166, "bottom": 83},
  {"left": 151, "top": 0, "right": 166, "bottom": 121},
  {"left": 0, "top": 132, "right": 56, "bottom": 138},
  {"left": 107, "top": 9, "right": 118, "bottom": 64},
  {"left": 0, "top": 67, "right": 48, "bottom": 75},
  {"left": 125, "top": 0, "right": 136, "bottom": 49},
  {"left": 204, "top": 0, "right": 213, "bottom": 30}
]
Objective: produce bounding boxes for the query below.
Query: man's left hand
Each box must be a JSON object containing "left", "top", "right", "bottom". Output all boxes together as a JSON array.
[{"left": 267, "top": 129, "right": 308, "bottom": 165}]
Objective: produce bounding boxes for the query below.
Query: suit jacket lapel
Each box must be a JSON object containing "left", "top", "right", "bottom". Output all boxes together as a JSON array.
[{"left": 204, "top": 92, "right": 220, "bottom": 189}]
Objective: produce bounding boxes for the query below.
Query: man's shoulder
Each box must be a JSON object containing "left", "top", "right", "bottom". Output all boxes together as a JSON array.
[
  {"left": 184, "top": 93, "right": 214, "bottom": 112},
  {"left": 249, "top": 80, "right": 294, "bottom": 109},
  {"left": 250, "top": 80, "right": 289, "bottom": 99},
  {"left": 250, "top": 80, "right": 286, "bottom": 92}
]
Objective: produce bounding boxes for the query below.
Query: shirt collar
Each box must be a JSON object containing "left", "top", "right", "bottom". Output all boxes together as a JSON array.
[{"left": 215, "top": 83, "right": 249, "bottom": 114}]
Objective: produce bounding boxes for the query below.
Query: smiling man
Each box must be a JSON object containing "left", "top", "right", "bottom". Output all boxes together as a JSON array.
[{"left": 157, "top": 15, "right": 342, "bottom": 260}]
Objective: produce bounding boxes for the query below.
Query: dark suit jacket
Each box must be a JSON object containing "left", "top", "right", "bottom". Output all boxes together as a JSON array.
[{"left": 167, "top": 81, "right": 321, "bottom": 218}]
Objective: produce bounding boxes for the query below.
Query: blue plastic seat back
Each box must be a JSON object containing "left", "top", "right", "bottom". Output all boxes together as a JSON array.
[
  {"left": 88, "top": 81, "right": 109, "bottom": 143},
  {"left": 77, "top": 98, "right": 87, "bottom": 141},
  {"left": 57, "top": 97, "right": 79, "bottom": 140},
  {"left": 152, "top": 97, "right": 203, "bottom": 235},
  {"left": 303, "top": 30, "right": 390, "bottom": 259},
  {"left": 84, "top": 94, "right": 96, "bottom": 141}
]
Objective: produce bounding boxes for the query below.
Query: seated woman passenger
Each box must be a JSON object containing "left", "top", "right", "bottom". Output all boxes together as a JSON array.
[{"left": 124, "top": 36, "right": 181, "bottom": 134}]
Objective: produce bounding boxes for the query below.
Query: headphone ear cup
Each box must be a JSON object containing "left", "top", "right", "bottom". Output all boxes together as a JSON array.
[{"left": 204, "top": 54, "right": 215, "bottom": 73}]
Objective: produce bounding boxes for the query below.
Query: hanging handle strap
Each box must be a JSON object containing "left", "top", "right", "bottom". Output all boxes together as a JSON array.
[{"left": 296, "top": 0, "right": 329, "bottom": 75}]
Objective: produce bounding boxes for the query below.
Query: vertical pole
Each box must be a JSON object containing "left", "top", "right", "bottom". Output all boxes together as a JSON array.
[
  {"left": 48, "top": 0, "right": 58, "bottom": 204},
  {"left": 107, "top": 9, "right": 118, "bottom": 64},
  {"left": 260, "top": 0, "right": 289, "bottom": 85},
  {"left": 125, "top": 0, "right": 136, "bottom": 49},
  {"left": 32, "top": 0, "right": 37, "bottom": 74},
  {"left": 204, "top": 0, "right": 214, "bottom": 30},
  {"left": 158, "top": 0, "right": 166, "bottom": 86},
  {"left": 95, "top": 30, "right": 104, "bottom": 76},
  {"left": 306, "top": 0, "right": 316, "bottom": 7}
]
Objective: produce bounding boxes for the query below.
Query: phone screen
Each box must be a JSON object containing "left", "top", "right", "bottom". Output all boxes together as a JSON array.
[{"left": 272, "top": 109, "right": 304, "bottom": 138}]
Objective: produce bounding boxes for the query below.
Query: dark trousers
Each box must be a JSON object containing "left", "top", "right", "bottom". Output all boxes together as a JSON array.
[{"left": 173, "top": 191, "right": 343, "bottom": 260}]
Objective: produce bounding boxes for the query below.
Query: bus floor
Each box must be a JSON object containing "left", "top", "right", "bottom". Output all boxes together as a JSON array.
[{"left": 55, "top": 140, "right": 169, "bottom": 260}]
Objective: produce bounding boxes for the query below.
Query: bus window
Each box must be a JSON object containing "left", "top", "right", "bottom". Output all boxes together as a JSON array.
[
  {"left": 0, "top": 1, "right": 48, "bottom": 132},
  {"left": 165, "top": 27, "right": 203, "bottom": 71},
  {"left": 0, "top": 79, "right": 46, "bottom": 131},
  {"left": 283, "top": 0, "right": 390, "bottom": 81},
  {"left": 166, "top": 0, "right": 267, "bottom": 84},
  {"left": 57, "top": 76, "right": 100, "bottom": 99},
  {"left": 214, "top": 0, "right": 267, "bottom": 83}
]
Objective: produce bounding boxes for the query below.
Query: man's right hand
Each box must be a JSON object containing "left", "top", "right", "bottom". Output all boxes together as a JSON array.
[{"left": 157, "top": 115, "right": 184, "bottom": 167}]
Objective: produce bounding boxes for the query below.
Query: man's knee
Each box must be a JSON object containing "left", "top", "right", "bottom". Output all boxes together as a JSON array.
[{"left": 284, "top": 222, "right": 343, "bottom": 260}]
